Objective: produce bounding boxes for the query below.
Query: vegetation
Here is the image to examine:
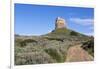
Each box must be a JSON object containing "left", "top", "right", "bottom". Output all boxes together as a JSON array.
[
  {"left": 15, "top": 29, "right": 94, "bottom": 65},
  {"left": 52, "top": 28, "right": 68, "bottom": 33},
  {"left": 44, "top": 48, "right": 64, "bottom": 62},
  {"left": 70, "top": 31, "right": 78, "bottom": 36},
  {"left": 19, "top": 39, "right": 37, "bottom": 47},
  {"left": 81, "top": 37, "right": 94, "bottom": 57}
]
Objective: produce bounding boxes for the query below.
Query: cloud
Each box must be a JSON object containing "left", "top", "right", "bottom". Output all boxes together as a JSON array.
[
  {"left": 84, "top": 32, "right": 94, "bottom": 36},
  {"left": 69, "top": 18, "right": 94, "bottom": 26},
  {"left": 69, "top": 17, "right": 94, "bottom": 36}
]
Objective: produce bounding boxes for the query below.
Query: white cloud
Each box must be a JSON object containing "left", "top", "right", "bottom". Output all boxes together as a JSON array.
[
  {"left": 69, "top": 17, "right": 94, "bottom": 36},
  {"left": 84, "top": 32, "right": 94, "bottom": 36},
  {"left": 69, "top": 18, "right": 94, "bottom": 26}
]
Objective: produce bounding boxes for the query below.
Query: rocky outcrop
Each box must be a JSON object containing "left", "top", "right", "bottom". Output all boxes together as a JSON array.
[{"left": 55, "top": 17, "right": 66, "bottom": 29}]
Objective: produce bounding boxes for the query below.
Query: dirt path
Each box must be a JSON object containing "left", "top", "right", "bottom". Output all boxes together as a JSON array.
[{"left": 66, "top": 44, "right": 93, "bottom": 62}]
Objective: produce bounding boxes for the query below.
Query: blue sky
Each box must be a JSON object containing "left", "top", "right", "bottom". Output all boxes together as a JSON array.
[{"left": 15, "top": 3, "right": 94, "bottom": 36}]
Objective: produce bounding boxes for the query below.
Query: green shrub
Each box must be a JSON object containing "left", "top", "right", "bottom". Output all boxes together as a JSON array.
[
  {"left": 19, "top": 39, "right": 37, "bottom": 47},
  {"left": 15, "top": 51, "right": 55, "bottom": 65},
  {"left": 51, "top": 28, "right": 70, "bottom": 35},
  {"left": 70, "top": 31, "right": 78, "bottom": 36},
  {"left": 44, "top": 48, "right": 64, "bottom": 62},
  {"left": 81, "top": 39, "right": 94, "bottom": 57},
  {"left": 45, "top": 37, "right": 64, "bottom": 42},
  {"left": 53, "top": 28, "right": 67, "bottom": 33}
]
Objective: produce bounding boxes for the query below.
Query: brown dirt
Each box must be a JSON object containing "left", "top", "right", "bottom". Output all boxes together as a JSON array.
[{"left": 66, "top": 44, "right": 93, "bottom": 62}]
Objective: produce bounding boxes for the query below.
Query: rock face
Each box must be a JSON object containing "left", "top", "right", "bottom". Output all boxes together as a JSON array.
[{"left": 55, "top": 17, "right": 66, "bottom": 29}]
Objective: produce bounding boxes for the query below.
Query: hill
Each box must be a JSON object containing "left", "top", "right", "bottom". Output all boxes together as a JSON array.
[{"left": 15, "top": 28, "right": 94, "bottom": 65}]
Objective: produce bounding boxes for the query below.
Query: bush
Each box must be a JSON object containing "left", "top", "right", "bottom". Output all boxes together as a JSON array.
[
  {"left": 44, "top": 48, "right": 65, "bottom": 62},
  {"left": 19, "top": 39, "right": 37, "bottom": 47},
  {"left": 45, "top": 37, "right": 64, "bottom": 42},
  {"left": 70, "top": 31, "right": 78, "bottom": 36},
  {"left": 15, "top": 51, "right": 55, "bottom": 65},
  {"left": 53, "top": 28, "right": 67, "bottom": 33},
  {"left": 51, "top": 28, "right": 71, "bottom": 35},
  {"left": 81, "top": 39, "right": 94, "bottom": 57}
]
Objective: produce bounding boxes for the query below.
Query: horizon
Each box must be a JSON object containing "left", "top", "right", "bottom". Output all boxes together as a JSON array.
[{"left": 15, "top": 3, "right": 94, "bottom": 36}]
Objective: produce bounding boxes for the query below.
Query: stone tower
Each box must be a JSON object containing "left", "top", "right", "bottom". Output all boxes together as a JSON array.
[{"left": 55, "top": 17, "right": 66, "bottom": 29}]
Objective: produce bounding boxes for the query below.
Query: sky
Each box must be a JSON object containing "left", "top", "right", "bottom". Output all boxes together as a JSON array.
[{"left": 15, "top": 3, "right": 94, "bottom": 36}]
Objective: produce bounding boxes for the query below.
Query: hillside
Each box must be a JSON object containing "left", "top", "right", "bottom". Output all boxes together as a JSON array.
[{"left": 15, "top": 28, "right": 94, "bottom": 65}]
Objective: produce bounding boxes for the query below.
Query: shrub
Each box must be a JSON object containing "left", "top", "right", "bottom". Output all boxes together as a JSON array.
[
  {"left": 44, "top": 48, "right": 64, "bottom": 62},
  {"left": 81, "top": 39, "right": 94, "bottom": 57},
  {"left": 70, "top": 31, "right": 78, "bottom": 36},
  {"left": 45, "top": 37, "right": 64, "bottom": 42},
  {"left": 15, "top": 51, "right": 55, "bottom": 65},
  {"left": 19, "top": 39, "right": 37, "bottom": 47},
  {"left": 53, "top": 28, "right": 67, "bottom": 33}
]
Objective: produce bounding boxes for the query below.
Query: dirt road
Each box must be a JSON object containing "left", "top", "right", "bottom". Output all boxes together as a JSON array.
[{"left": 66, "top": 44, "right": 93, "bottom": 62}]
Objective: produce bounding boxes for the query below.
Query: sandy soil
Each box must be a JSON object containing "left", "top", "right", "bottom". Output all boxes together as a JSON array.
[{"left": 66, "top": 44, "right": 93, "bottom": 62}]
